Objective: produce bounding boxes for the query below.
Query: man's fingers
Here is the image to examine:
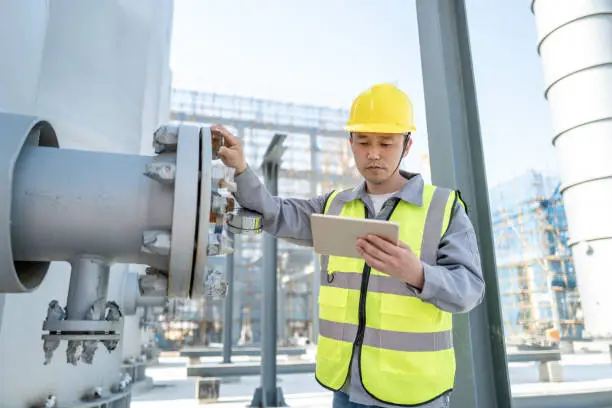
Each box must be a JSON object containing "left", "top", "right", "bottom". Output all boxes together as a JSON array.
[
  {"left": 365, "top": 235, "right": 400, "bottom": 254},
  {"left": 357, "top": 238, "right": 392, "bottom": 263},
  {"left": 358, "top": 248, "right": 385, "bottom": 271},
  {"left": 217, "top": 147, "right": 228, "bottom": 162},
  {"left": 211, "top": 124, "right": 240, "bottom": 147},
  {"left": 397, "top": 240, "right": 411, "bottom": 249}
]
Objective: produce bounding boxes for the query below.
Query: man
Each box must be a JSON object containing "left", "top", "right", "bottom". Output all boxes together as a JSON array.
[{"left": 215, "top": 83, "right": 485, "bottom": 408}]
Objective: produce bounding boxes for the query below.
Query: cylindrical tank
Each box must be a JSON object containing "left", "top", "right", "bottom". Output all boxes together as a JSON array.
[
  {"left": 0, "top": 0, "right": 48, "bottom": 114},
  {"left": 531, "top": 0, "right": 612, "bottom": 337},
  {"left": 0, "top": 1, "right": 175, "bottom": 406}
]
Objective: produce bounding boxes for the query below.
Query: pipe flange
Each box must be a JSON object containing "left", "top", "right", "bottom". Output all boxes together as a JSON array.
[
  {"left": 227, "top": 209, "right": 264, "bottom": 235},
  {"left": 0, "top": 113, "right": 59, "bottom": 293},
  {"left": 167, "top": 125, "right": 200, "bottom": 298},
  {"left": 191, "top": 126, "right": 214, "bottom": 299}
]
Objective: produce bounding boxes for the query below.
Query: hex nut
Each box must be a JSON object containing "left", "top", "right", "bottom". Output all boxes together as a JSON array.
[
  {"left": 141, "top": 230, "right": 171, "bottom": 256},
  {"left": 152, "top": 124, "right": 179, "bottom": 153},
  {"left": 144, "top": 161, "right": 176, "bottom": 184}
]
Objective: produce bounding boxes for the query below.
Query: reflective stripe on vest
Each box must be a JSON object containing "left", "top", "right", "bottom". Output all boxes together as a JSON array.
[
  {"left": 314, "top": 184, "right": 457, "bottom": 406},
  {"left": 318, "top": 318, "right": 453, "bottom": 351}
]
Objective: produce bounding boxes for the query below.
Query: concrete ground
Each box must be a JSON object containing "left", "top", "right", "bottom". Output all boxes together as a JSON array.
[{"left": 130, "top": 353, "right": 612, "bottom": 407}]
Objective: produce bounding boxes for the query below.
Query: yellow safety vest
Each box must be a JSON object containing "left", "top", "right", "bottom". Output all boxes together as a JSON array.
[{"left": 315, "top": 184, "right": 458, "bottom": 406}]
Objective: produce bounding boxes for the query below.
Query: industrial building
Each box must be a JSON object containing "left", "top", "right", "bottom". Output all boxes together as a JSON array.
[
  {"left": 169, "top": 89, "right": 362, "bottom": 345},
  {"left": 490, "top": 170, "right": 583, "bottom": 343}
]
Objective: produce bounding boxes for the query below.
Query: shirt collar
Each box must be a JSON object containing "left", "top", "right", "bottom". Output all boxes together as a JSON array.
[{"left": 343, "top": 170, "right": 424, "bottom": 206}]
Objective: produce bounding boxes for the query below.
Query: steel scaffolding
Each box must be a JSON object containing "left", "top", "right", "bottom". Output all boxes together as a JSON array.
[
  {"left": 170, "top": 89, "right": 361, "bottom": 345},
  {"left": 490, "top": 170, "right": 584, "bottom": 344}
]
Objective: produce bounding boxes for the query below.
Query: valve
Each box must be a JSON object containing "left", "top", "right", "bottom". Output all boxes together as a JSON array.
[{"left": 122, "top": 269, "right": 168, "bottom": 317}]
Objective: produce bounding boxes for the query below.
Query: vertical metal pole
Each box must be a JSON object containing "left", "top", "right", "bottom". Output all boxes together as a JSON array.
[
  {"left": 278, "top": 279, "right": 286, "bottom": 345},
  {"left": 223, "top": 231, "right": 235, "bottom": 364},
  {"left": 0, "top": 294, "right": 5, "bottom": 334},
  {"left": 415, "top": 1, "right": 511, "bottom": 408},
  {"left": 251, "top": 133, "right": 287, "bottom": 407},
  {"left": 309, "top": 130, "right": 320, "bottom": 343},
  {"left": 261, "top": 161, "right": 281, "bottom": 405}
]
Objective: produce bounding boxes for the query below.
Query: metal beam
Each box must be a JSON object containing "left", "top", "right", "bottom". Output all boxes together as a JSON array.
[
  {"left": 170, "top": 112, "right": 346, "bottom": 138},
  {"left": 0, "top": 294, "right": 5, "bottom": 334},
  {"left": 250, "top": 133, "right": 288, "bottom": 407},
  {"left": 181, "top": 346, "right": 307, "bottom": 358},
  {"left": 277, "top": 169, "right": 360, "bottom": 187},
  {"left": 188, "top": 361, "right": 315, "bottom": 378},
  {"left": 222, "top": 231, "right": 235, "bottom": 364},
  {"left": 506, "top": 351, "right": 561, "bottom": 363},
  {"left": 415, "top": 1, "right": 511, "bottom": 407}
]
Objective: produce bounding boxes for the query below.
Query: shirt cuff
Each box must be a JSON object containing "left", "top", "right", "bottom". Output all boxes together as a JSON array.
[
  {"left": 412, "top": 262, "right": 441, "bottom": 301},
  {"left": 234, "top": 165, "right": 254, "bottom": 182}
]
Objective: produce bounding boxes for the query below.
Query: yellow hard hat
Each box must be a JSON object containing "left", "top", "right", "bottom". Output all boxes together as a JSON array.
[{"left": 344, "top": 83, "right": 416, "bottom": 134}]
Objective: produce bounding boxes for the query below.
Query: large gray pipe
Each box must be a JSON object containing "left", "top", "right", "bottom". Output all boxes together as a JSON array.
[
  {"left": 532, "top": 0, "right": 612, "bottom": 337},
  {"left": 11, "top": 146, "right": 174, "bottom": 271}
]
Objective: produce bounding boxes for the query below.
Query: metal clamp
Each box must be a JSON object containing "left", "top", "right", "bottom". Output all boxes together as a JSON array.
[{"left": 227, "top": 209, "right": 264, "bottom": 235}]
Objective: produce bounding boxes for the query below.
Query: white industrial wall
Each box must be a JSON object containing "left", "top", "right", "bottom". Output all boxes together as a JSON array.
[{"left": 0, "top": 1, "right": 173, "bottom": 406}]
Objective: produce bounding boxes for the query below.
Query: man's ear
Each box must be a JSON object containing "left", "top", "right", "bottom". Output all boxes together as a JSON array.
[{"left": 402, "top": 136, "right": 412, "bottom": 157}]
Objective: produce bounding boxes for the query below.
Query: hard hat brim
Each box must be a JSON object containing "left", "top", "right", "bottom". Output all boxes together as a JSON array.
[{"left": 344, "top": 123, "right": 416, "bottom": 134}]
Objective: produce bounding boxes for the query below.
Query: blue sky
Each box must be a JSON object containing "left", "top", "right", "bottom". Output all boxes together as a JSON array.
[{"left": 169, "top": 0, "right": 558, "bottom": 187}]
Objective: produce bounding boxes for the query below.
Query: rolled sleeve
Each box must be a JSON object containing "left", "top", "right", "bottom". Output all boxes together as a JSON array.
[{"left": 414, "top": 201, "right": 485, "bottom": 313}]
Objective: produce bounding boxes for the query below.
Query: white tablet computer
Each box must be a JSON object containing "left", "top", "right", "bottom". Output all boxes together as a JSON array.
[{"left": 310, "top": 213, "right": 400, "bottom": 259}]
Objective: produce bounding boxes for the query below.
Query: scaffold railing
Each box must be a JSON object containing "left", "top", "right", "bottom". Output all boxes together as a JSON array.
[{"left": 170, "top": 89, "right": 349, "bottom": 137}]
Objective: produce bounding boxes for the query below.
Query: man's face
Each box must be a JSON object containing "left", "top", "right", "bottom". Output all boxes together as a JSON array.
[{"left": 350, "top": 132, "right": 410, "bottom": 184}]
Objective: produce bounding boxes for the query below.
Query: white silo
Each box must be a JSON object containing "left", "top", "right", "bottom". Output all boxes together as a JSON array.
[{"left": 531, "top": 0, "right": 612, "bottom": 337}]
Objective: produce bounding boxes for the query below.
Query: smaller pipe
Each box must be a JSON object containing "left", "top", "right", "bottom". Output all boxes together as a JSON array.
[
  {"left": 66, "top": 255, "right": 109, "bottom": 320},
  {"left": 136, "top": 296, "right": 166, "bottom": 308}
]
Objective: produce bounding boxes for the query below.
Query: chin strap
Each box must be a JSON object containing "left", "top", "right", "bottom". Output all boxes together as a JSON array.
[{"left": 391, "top": 132, "right": 411, "bottom": 176}]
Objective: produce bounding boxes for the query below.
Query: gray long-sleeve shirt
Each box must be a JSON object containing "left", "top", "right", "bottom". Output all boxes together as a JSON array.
[{"left": 233, "top": 166, "right": 485, "bottom": 408}]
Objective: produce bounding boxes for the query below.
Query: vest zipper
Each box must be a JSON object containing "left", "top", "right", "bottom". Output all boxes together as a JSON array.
[
  {"left": 354, "top": 198, "right": 399, "bottom": 346},
  {"left": 354, "top": 209, "right": 372, "bottom": 347},
  {"left": 355, "top": 264, "right": 371, "bottom": 346}
]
